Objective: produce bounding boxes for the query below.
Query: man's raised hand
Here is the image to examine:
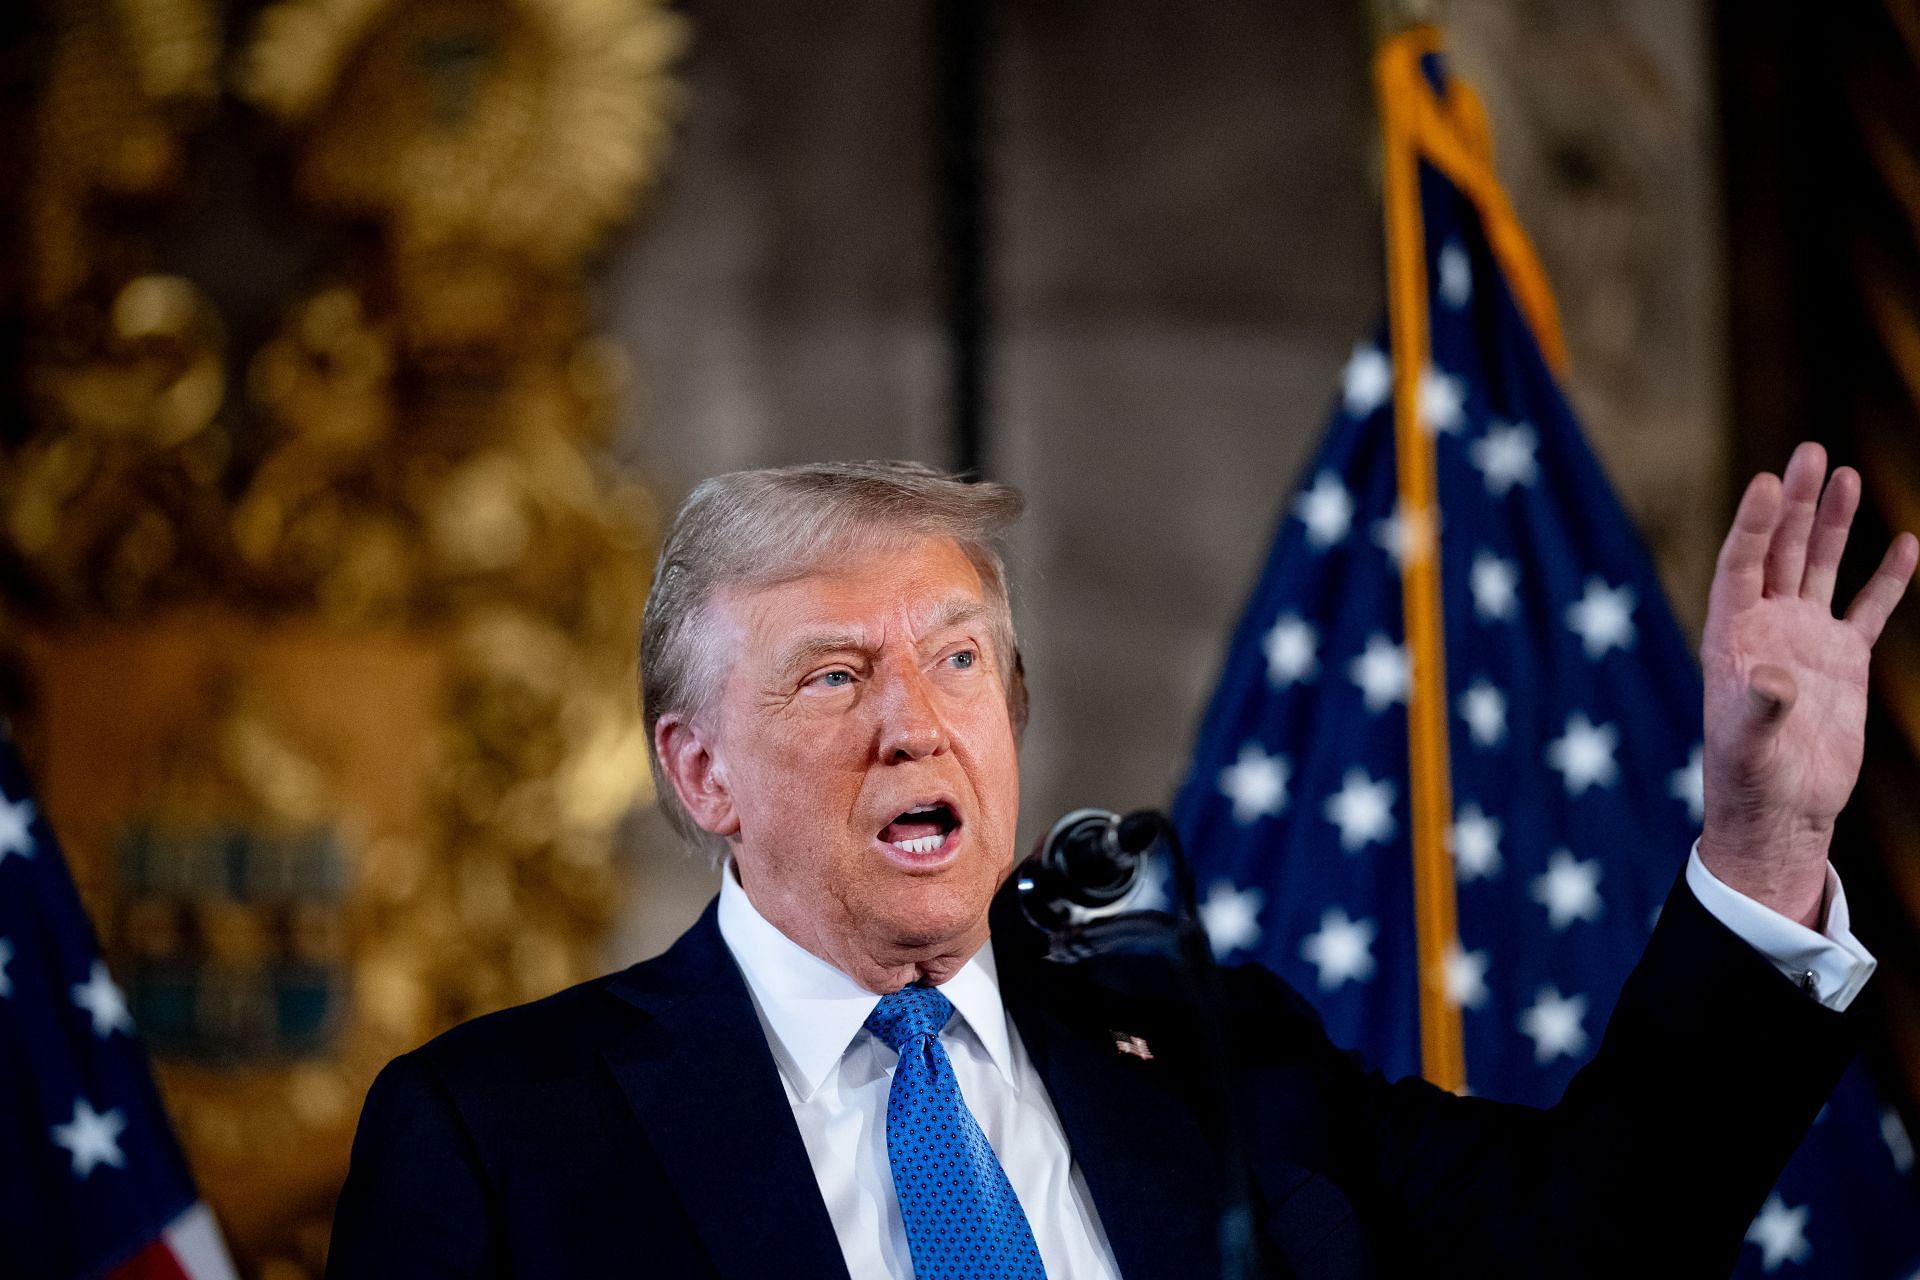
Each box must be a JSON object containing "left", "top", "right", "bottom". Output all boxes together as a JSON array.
[{"left": 1698, "top": 442, "right": 1918, "bottom": 928}]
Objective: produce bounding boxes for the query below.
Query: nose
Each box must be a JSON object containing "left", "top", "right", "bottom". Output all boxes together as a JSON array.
[{"left": 876, "top": 663, "right": 949, "bottom": 763}]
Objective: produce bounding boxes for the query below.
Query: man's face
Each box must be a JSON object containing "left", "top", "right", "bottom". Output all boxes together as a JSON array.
[{"left": 693, "top": 535, "right": 1020, "bottom": 985}]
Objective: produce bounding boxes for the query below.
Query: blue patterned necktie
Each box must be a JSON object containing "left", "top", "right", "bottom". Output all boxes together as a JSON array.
[{"left": 864, "top": 984, "right": 1048, "bottom": 1280}]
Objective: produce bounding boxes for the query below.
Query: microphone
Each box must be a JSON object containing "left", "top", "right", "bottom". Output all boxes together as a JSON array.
[
  {"left": 1005, "top": 805, "right": 1257, "bottom": 1280},
  {"left": 1013, "top": 807, "right": 1164, "bottom": 931}
]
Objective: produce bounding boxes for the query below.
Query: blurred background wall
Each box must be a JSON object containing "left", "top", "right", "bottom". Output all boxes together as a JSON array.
[
  {"left": 603, "top": 0, "right": 1731, "bottom": 958},
  {"left": 3, "top": 1, "right": 1916, "bottom": 1276}
]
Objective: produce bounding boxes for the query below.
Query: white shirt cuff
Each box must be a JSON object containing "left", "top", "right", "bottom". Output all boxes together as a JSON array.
[{"left": 1685, "top": 839, "right": 1877, "bottom": 1012}]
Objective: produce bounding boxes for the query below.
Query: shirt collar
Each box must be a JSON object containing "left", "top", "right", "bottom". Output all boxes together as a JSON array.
[{"left": 715, "top": 864, "right": 1017, "bottom": 1099}]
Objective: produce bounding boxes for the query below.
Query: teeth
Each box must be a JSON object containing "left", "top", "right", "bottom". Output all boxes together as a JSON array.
[{"left": 890, "top": 834, "right": 944, "bottom": 854}]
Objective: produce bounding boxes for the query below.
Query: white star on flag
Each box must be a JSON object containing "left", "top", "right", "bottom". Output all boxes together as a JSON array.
[
  {"left": 1518, "top": 987, "right": 1589, "bottom": 1064},
  {"left": 1546, "top": 712, "right": 1619, "bottom": 795},
  {"left": 1347, "top": 633, "right": 1410, "bottom": 713},
  {"left": 1419, "top": 365, "right": 1467, "bottom": 435},
  {"left": 1744, "top": 1194, "right": 1812, "bottom": 1272},
  {"left": 1884, "top": 1107, "right": 1914, "bottom": 1176},
  {"left": 1437, "top": 939, "right": 1490, "bottom": 1010},
  {"left": 72, "top": 959, "right": 134, "bottom": 1038},
  {"left": 1437, "top": 241, "right": 1472, "bottom": 308},
  {"left": 1299, "top": 907, "right": 1377, "bottom": 991},
  {"left": 1324, "top": 769, "right": 1397, "bottom": 853},
  {"left": 1457, "top": 679, "right": 1508, "bottom": 749},
  {"left": 0, "top": 937, "right": 12, "bottom": 998},
  {"left": 1531, "top": 849, "right": 1604, "bottom": 930},
  {"left": 51, "top": 1096, "right": 127, "bottom": 1179},
  {"left": 1468, "top": 421, "right": 1539, "bottom": 495},
  {"left": 1293, "top": 472, "right": 1355, "bottom": 548},
  {"left": 1565, "top": 578, "right": 1636, "bottom": 659},
  {"left": 1450, "top": 803, "right": 1503, "bottom": 881},
  {"left": 1262, "top": 614, "right": 1319, "bottom": 687},
  {"left": 1218, "top": 743, "right": 1290, "bottom": 825},
  {"left": 1470, "top": 551, "right": 1519, "bottom": 622},
  {"left": 1342, "top": 343, "right": 1392, "bottom": 418},
  {"left": 1199, "top": 881, "right": 1264, "bottom": 957},
  {"left": 1373, "top": 501, "right": 1437, "bottom": 570},
  {"left": 1670, "top": 744, "right": 1704, "bottom": 824},
  {"left": 0, "top": 793, "right": 35, "bottom": 864}
]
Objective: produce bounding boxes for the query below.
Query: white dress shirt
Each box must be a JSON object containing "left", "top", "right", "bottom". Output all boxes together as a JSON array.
[
  {"left": 716, "top": 868, "right": 1124, "bottom": 1280},
  {"left": 717, "top": 850, "right": 1874, "bottom": 1280},
  {"left": 1685, "top": 841, "right": 1876, "bottom": 1011}
]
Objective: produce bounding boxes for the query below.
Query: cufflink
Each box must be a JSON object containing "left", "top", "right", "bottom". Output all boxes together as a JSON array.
[{"left": 1798, "top": 969, "right": 1819, "bottom": 998}]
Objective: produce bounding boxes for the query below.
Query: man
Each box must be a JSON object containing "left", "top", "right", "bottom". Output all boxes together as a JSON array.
[{"left": 328, "top": 449, "right": 1911, "bottom": 1278}]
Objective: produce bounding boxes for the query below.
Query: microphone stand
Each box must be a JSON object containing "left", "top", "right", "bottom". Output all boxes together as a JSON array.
[{"left": 1011, "top": 811, "right": 1259, "bottom": 1280}]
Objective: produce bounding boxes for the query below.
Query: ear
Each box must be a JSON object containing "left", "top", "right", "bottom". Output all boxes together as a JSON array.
[{"left": 654, "top": 713, "right": 741, "bottom": 838}]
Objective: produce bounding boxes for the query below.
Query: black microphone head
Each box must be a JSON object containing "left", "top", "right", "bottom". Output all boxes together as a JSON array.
[
  {"left": 1014, "top": 806, "right": 1156, "bottom": 935},
  {"left": 1047, "top": 808, "right": 1136, "bottom": 906}
]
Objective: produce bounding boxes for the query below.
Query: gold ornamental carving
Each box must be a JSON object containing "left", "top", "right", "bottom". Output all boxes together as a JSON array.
[
  {"left": 238, "top": 0, "right": 682, "bottom": 267},
  {"left": 2, "top": 1, "right": 687, "bottom": 1274}
]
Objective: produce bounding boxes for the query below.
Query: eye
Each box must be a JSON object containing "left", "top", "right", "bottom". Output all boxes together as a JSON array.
[
  {"left": 812, "top": 669, "right": 854, "bottom": 688},
  {"left": 947, "top": 648, "right": 977, "bottom": 670}
]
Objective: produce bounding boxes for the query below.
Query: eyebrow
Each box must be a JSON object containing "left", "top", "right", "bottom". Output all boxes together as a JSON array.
[{"left": 771, "top": 598, "right": 990, "bottom": 677}]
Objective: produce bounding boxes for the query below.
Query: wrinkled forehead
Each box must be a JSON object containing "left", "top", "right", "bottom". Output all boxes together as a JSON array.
[{"left": 712, "top": 537, "right": 992, "bottom": 661}]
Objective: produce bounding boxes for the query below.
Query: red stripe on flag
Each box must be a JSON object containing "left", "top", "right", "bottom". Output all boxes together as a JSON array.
[{"left": 107, "top": 1238, "right": 191, "bottom": 1280}]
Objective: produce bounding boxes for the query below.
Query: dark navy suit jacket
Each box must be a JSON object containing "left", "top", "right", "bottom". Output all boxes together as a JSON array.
[{"left": 326, "top": 869, "right": 1860, "bottom": 1278}]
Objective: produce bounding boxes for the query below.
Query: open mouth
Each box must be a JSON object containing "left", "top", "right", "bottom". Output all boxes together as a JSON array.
[{"left": 878, "top": 802, "right": 961, "bottom": 856}]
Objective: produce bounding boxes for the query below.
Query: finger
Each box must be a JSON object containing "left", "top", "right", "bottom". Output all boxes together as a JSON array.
[
  {"left": 1710, "top": 471, "right": 1783, "bottom": 617},
  {"left": 1844, "top": 531, "right": 1920, "bottom": 643},
  {"left": 1763, "top": 442, "right": 1827, "bottom": 597},
  {"left": 1800, "top": 465, "right": 1859, "bottom": 606}
]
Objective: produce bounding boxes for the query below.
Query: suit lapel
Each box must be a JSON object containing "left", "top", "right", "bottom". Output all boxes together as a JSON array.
[
  {"left": 601, "top": 901, "right": 851, "bottom": 1280},
  {"left": 996, "top": 933, "right": 1231, "bottom": 1279}
]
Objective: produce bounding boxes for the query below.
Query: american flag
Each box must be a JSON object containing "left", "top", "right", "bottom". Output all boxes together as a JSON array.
[
  {"left": 0, "top": 726, "right": 236, "bottom": 1280},
  {"left": 1169, "top": 53, "right": 1920, "bottom": 1278}
]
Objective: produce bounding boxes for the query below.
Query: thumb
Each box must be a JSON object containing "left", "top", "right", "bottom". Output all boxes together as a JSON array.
[{"left": 1738, "top": 664, "right": 1797, "bottom": 741}]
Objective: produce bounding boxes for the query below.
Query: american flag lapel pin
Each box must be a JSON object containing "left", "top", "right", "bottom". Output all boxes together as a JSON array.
[{"left": 1111, "top": 1031, "right": 1154, "bottom": 1061}]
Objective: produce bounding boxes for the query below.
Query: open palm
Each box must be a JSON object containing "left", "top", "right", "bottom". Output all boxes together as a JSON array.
[{"left": 1698, "top": 443, "right": 1917, "bottom": 927}]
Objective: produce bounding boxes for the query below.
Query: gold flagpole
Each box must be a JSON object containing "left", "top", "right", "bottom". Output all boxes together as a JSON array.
[
  {"left": 1371, "top": 16, "right": 1571, "bottom": 1092},
  {"left": 1375, "top": 23, "right": 1467, "bottom": 1094}
]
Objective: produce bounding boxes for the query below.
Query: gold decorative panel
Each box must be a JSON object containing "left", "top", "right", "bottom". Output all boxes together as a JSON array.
[{"left": 1, "top": 0, "right": 687, "bottom": 1272}]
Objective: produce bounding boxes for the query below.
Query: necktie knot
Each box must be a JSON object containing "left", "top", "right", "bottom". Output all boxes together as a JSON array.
[{"left": 864, "top": 983, "right": 955, "bottom": 1052}]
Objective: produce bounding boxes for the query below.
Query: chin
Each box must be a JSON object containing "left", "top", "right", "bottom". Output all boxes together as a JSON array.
[{"left": 868, "top": 877, "right": 995, "bottom": 953}]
